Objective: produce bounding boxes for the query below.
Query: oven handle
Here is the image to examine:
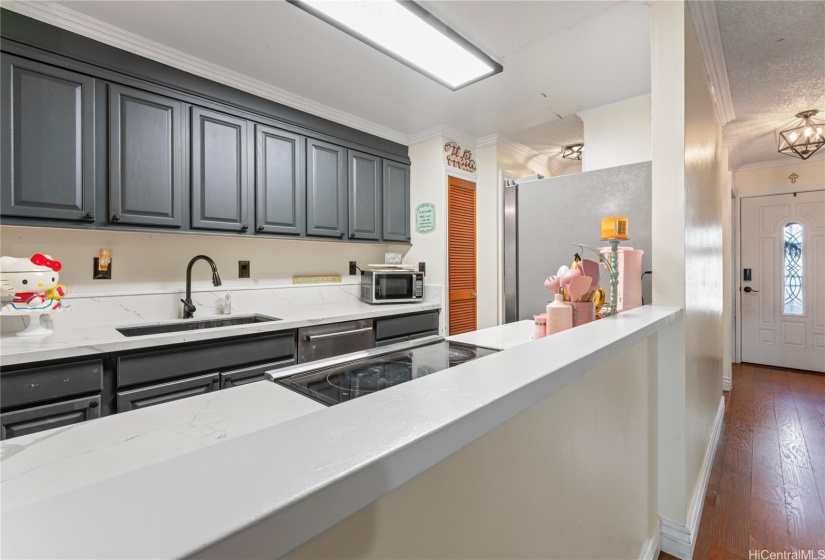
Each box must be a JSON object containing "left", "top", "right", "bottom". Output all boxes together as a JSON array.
[{"left": 303, "top": 327, "right": 374, "bottom": 342}]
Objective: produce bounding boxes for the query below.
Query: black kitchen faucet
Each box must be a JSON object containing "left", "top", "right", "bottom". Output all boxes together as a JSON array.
[{"left": 181, "top": 255, "right": 222, "bottom": 319}]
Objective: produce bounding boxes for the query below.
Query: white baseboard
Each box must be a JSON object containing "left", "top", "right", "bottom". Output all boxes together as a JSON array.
[
  {"left": 639, "top": 523, "right": 661, "bottom": 560},
  {"left": 722, "top": 377, "right": 732, "bottom": 391},
  {"left": 660, "top": 395, "right": 726, "bottom": 559}
]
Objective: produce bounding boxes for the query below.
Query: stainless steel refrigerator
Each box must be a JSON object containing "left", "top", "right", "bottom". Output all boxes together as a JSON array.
[{"left": 503, "top": 161, "right": 653, "bottom": 323}]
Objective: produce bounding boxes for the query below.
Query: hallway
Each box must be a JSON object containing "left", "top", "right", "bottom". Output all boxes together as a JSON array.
[{"left": 665, "top": 363, "right": 825, "bottom": 559}]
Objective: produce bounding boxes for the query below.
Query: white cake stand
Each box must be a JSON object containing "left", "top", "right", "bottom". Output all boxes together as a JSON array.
[{"left": 0, "top": 305, "right": 66, "bottom": 337}]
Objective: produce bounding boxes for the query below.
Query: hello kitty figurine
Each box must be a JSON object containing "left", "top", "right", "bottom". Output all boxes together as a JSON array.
[{"left": 1, "top": 254, "right": 68, "bottom": 336}]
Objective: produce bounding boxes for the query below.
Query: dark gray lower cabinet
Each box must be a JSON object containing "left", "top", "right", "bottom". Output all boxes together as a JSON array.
[
  {"left": 109, "top": 84, "right": 184, "bottom": 227},
  {"left": 375, "top": 311, "right": 440, "bottom": 342},
  {"left": 382, "top": 161, "right": 411, "bottom": 242},
  {"left": 116, "top": 373, "right": 219, "bottom": 412},
  {"left": 1, "top": 395, "right": 101, "bottom": 440},
  {"left": 191, "top": 107, "right": 249, "bottom": 232},
  {"left": 1, "top": 55, "right": 96, "bottom": 222},
  {"left": 221, "top": 358, "right": 295, "bottom": 389},
  {"left": 255, "top": 125, "right": 304, "bottom": 235},
  {"left": 306, "top": 139, "right": 347, "bottom": 238},
  {"left": 348, "top": 151, "right": 381, "bottom": 241}
]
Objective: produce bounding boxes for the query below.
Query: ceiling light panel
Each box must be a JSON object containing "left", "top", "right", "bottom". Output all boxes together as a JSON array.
[{"left": 290, "top": 0, "right": 502, "bottom": 90}]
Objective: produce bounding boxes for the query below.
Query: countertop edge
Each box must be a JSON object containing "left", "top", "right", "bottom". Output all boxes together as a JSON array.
[{"left": 0, "top": 306, "right": 683, "bottom": 560}]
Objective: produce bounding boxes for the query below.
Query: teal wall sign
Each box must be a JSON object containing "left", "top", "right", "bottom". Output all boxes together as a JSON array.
[{"left": 415, "top": 203, "right": 436, "bottom": 234}]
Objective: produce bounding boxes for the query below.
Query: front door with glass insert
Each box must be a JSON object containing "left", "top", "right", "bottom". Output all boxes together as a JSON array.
[{"left": 741, "top": 191, "right": 825, "bottom": 372}]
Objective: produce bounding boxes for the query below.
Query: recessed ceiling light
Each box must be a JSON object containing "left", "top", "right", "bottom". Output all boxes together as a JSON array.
[{"left": 289, "top": 0, "right": 502, "bottom": 90}]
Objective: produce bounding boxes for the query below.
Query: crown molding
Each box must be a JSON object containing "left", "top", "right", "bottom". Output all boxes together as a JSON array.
[
  {"left": 475, "top": 133, "right": 499, "bottom": 149},
  {"left": 687, "top": 0, "right": 735, "bottom": 126},
  {"left": 3, "top": 0, "right": 410, "bottom": 145},
  {"left": 737, "top": 151, "right": 825, "bottom": 172},
  {"left": 408, "top": 125, "right": 477, "bottom": 148}
]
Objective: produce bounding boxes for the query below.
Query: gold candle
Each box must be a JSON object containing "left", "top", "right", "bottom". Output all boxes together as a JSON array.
[
  {"left": 98, "top": 249, "right": 111, "bottom": 271},
  {"left": 601, "top": 216, "right": 628, "bottom": 239}
]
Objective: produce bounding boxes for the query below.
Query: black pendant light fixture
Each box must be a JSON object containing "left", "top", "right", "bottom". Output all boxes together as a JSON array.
[
  {"left": 561, "top": 143, "right": 584, "bottom": 161},
  {"left": 778, "top": 110, "right": 824, "bottom": 160}
]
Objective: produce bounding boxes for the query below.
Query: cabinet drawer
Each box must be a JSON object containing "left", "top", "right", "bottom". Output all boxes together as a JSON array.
[
  {"left": 1, "top": 359, "right": 104, "bottom": 409},
  {"left": 375, "top": 311, "right": 439, "bottom": 341},
  {"left": 116, "top": 332, "right": 295, "bottom": 388},
  {"left": 1, "top": 394, "right": 101, "bottom": 440},
  {"left": 117, "top": 373, "right": 219, "bottom": 412},
  {"left": 221, "top": 358, "right": 295, "bottom": 389}
]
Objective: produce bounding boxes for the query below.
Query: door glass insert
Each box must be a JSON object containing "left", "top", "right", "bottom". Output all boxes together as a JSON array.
[{"left": 783, "top": 222, "right": 803, "bottom": 315}]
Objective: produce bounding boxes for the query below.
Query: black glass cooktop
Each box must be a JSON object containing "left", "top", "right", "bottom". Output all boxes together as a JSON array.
[{"left": 276, "top": 341, "right": 498, "bottom": 406}]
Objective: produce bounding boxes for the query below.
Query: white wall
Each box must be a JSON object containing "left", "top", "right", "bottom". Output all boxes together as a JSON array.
[
  {"left": 650, "top": 3, "right": 727, "bottom": 555},
  {"left": 734, "top": 158, "right": 825, "bottom": 195},
  {"left": 0, "top": 226, "right": 394, "bottom": 294},
  {"left": 578, "top": 93, "right": 652, "bottom": 172},
  {"left": 291, "top": 336, "right": 659, "bottom": 559}
]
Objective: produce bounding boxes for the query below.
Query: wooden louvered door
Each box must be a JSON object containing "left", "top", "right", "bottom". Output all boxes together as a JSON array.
[{"left": 448, "top": 176, "right": 477, "bottom": 335}]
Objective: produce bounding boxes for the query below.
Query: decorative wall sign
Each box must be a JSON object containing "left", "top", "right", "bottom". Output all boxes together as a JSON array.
[
  {"left": 444, "top": 142, "right": 477, "bottom": 172},
  {"left": 789, "top": 173, "right": 799, "bottom": 184},
  {"left": 415, "top": 203, "right": 436, "bottom": 234}
]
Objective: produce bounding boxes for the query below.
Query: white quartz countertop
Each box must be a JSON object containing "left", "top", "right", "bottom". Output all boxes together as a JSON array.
[
  {"left": 0, "top": 305, "right": 683, "bottom": 559},
  {"left": 0, "top": 382, "right": 324, "bottom": 514},
  {"left": 448, "top": 319, "right": 535, "bottom": 350},
  {"left": 0, "top": 300, "right": 441, "bottom": 366}
]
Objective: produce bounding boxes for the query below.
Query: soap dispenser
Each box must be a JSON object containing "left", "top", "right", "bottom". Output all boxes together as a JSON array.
[
  {"left": 223, "top": 291, "right": 232, "bottom": 315},
  {"left": 546, "top": 293, "right": 572, "bottom": 335}
]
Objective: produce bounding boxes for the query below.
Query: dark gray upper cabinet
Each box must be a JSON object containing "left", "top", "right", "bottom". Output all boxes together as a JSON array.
[
  {"left": 0, "top": 55, "right": 96, "bottom": 221},
  {"left": 383, "top": 161, "right": 411, "bottom": 242},
  {"left": 191, "top": 107, "right": 249, "bottom": 232},
  {"left": 348, "top": 151, "right": 382, "bottom": 241},
  {"left": 109, "top": 84, "right": 183, "bottom": 227},
  {"left": 255, "top": 125, "right": 304, "bottom": 235},
  {"left": 306, "top": 139, "right": 347, "bottom": 238}
]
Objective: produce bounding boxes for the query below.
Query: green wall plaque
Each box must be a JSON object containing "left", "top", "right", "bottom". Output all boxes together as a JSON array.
[{"left": 415, "top": 203, "right": 436, "bottom": 234}]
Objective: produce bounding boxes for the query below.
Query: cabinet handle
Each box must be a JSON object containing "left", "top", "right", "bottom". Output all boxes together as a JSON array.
[
  {"left": 111, "top": 214, "right": 121, "bottom": 222},
  {"left": 89, "top": 400, "right": 99, "bottom": 408},
  {"left": 349, "top": 233, "right": 355, "bottom": 239},
  {"left": 339, "top": 232, "right": 345, "bottom": 238},
  {"left": 241, "top": 224, "right": 248, "bottom": 231},
  {"left": 257, "top": 225, "right": 264, "bottom": 232},
  {"left": 224, "top": 377, "right": 232, "bottom": 387},
  {"left": 84, "top": 212, "right": 95, "bottom": 220},
  {"left": 406, "top": 236, "right": 411, "bottom": 241},
  {"left": 212, "top": 377, "right": 219, "bottom": 384}
]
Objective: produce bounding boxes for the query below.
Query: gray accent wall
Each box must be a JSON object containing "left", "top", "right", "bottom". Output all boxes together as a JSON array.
[{"left": 516, "top": 161, "right": 652, "bottom": 320}]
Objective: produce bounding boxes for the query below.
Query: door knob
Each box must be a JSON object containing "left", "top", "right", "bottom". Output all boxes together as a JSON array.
[
  {"left": 743, "top": 286, "right": 759, "bottom": 293},
  {"left": 111, "top": 214, "right": 121, "bottom": 221}
]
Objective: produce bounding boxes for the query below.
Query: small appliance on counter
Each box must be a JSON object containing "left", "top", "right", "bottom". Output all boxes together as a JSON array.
[
  {"left": 268, "top": 336, "right": 498, "bottom": 406},
  {"left": 361, "top": 266, "right": 424, "bottom": 304}
]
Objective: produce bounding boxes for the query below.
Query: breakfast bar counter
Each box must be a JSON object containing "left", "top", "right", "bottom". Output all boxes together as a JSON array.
[{"left": 1, "top": 305, "right": 682, "bottom": 559}]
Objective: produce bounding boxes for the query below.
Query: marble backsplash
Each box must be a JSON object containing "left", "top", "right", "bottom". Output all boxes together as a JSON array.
[{"left": 1, "top": 279, "right": 442, "bottom": 334}]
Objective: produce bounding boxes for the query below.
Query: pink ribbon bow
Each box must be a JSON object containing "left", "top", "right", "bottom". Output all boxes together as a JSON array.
[{"left": 31, "top": 254, "right": 62, "bottom": 272}]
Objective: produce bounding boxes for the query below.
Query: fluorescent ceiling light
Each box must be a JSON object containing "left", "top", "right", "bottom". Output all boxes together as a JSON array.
[{"left": 290, "top": 0, "right": 502, "bottom": 90}]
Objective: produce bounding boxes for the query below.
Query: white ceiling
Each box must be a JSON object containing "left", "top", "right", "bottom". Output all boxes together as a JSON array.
[
  {"left": 716, "top": 0, "right": 825, "bottom": 167},
  {"left": 49, "top": 0, "right": 651, "bottom": 152}
]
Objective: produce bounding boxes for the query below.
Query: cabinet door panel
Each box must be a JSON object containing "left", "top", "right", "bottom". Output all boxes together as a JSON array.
[
  {"left": 255, "top": 125, "right": 304, "bottom": 235},
  {"left": 109, "top": 85, "right": 183, "bottom": 226},
  {"left": 191, "top": 107, "right": 249, "bottom": 232},
  {"left": 348, "top": 151, "right": 381, "bottom": 241},
  {"left": 383, "top": 161, "right": 411, "bottom": 242},
  {"left": 0, "top": 55, "right": 95, "bottom": 221},
  {"left": 1, "top": 395, "right": 101, "bottom": 440},
  {"left": 306, "top": 139, "right": 347, "bottom": 238},
  {"left": 116, "top": 373, "right": 219, "bottom": 412}
]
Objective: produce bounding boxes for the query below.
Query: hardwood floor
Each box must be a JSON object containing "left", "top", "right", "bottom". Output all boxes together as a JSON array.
[{"left": 660, "top": 363, "right": 825, "bottom": 560}]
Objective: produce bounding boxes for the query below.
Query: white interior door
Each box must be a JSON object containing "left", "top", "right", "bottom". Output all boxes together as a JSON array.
[{"left": 741, "top": 191, "right": 825, "bottom": 372}]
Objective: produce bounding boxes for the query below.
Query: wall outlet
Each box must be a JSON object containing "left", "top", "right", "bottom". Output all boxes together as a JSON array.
[
  {"left": 349, "top": 261, "right": 357, "bottom": 275},
  {"left": 238, "top": 261, "right": 250, "bottom": 278},
  {"left": 418, "top": 262, "right": 426, "bottom": 275}
]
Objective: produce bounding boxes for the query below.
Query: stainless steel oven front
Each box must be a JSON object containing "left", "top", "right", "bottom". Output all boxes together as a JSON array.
[{"left": 361, "top": 271, "right": 424, "bottom": 303}]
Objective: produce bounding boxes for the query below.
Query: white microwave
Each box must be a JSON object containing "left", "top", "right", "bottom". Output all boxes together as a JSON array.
[{"left": 361, "top": 270, "right": 424, "bottom": 304}]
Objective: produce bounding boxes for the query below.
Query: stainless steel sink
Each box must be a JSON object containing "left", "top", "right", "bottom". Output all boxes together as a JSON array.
[{"left": 116, "top": 314, "right": 280, "bottom": 337}]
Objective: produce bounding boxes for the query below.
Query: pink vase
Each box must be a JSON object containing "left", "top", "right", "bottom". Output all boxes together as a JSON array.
[{"left": 571, "top": 301, "right": 595, "bottom": 327}]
